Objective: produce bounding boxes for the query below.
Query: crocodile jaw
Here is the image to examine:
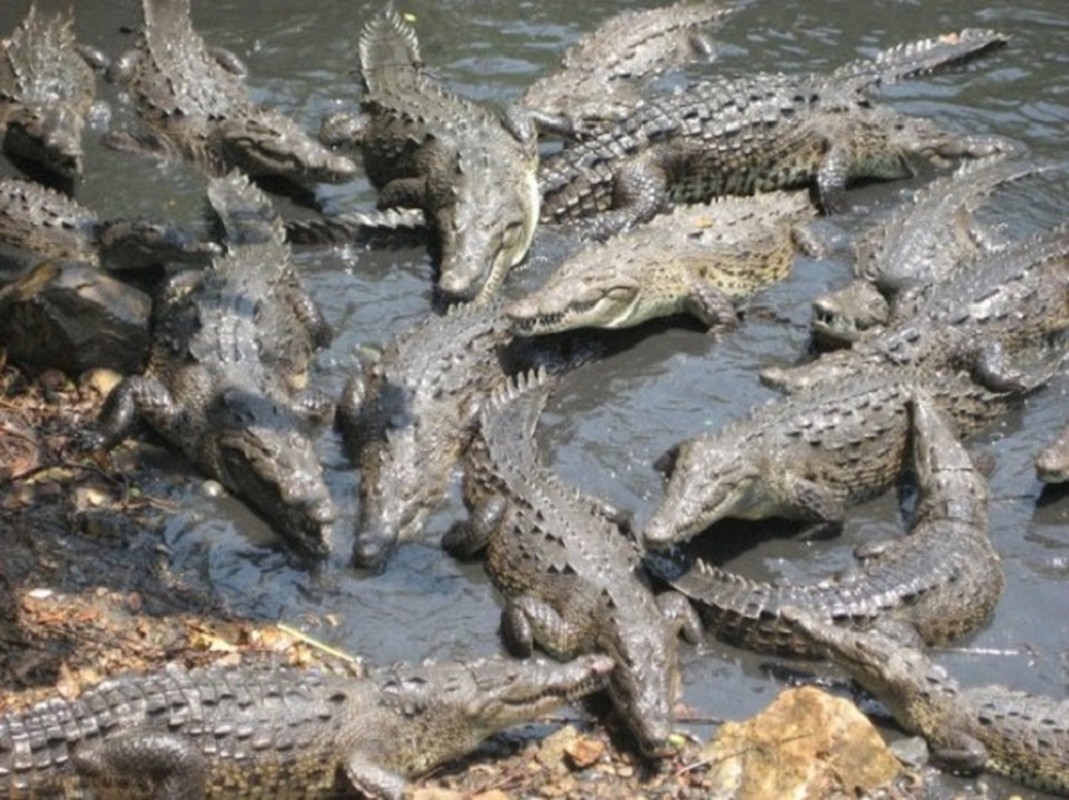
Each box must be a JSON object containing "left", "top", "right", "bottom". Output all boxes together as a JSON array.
[
  {"left": 643, "top": 439, "right": 762, "bottom": 547},
  {"left": 508, "top": 280, "right": 644, "bottom": 335},
  {"left": 810, "top": 279, "right": 890, "bottom": 348},
  {"left": 3, "top": 105, "right": 84, "bottom": 180},
  {"left": 436, "top": 152, "right": 540, "bottom": 302},
  {"left": 219, "top": 113, "right": 359, "bottom": 185},
  {"left": 217, "top": 424, "right": 335, "bottom": 559}
]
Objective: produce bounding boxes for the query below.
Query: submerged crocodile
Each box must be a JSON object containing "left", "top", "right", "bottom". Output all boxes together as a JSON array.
[
  {"left": 810, "top": 157, "right": 1038, "bottom": 348},
  {"left": 508, "top": 191, "right": 815, "bottom": 334},
  {"left": 0, "top": 3, "right": 98, "bottom": 181},
  {"left": 760, "top": 222, "right": 1069, "bottom": 394},
  {"left": 446, "top": 369, "right": 701, "bottom": 758},
  {"left": 338, "top": 302, "right": 515, "bottom": 570},
  {"left": 0, "top": 654, "right": 612, "bottom": 800},
  {"left": 539, "top": 29, "right": 1010, "bottom": 239},
  {"left": 325, "top": 9, "right": 539, "bottom": 302},
  {"left": 652, "top": 394, "right": 1002, "bottom": 657},
  {"left": 106, "top": 0, "right": 356, "bottom": 185},
  {"left": 87, "top": 172, "right": 335, "bottom": 559},
  {"left": 642, "top": 359, "right": 1055, "bottom": 548},
  {"left": 782, "top": 606, "right": 1069, "bottom": 795},
  {"left": 1036, "top": 421, "right": 1069, "bottom": 483},
  {"left": 520, "top": 0, "right": 735, "bottom": 137},
  {"left": 0, "top": 176, "right": 221, "bottom": 274}
]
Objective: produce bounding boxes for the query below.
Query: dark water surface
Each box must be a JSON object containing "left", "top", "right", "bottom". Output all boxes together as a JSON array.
[{"left": 2, "top": 1, "right": 1066, "bottom": 795}]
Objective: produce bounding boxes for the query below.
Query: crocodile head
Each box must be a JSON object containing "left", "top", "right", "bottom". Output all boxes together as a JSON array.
[
  {"left": 809, "top": 279, "right": 890, "bottom": 348},
  {"left": 779, "top": 605, "right": 954, "bottom": 726},
  {"left": 643, "top": 433, "right": 764, "bottom": 548},
  {"left": 3, "top": 104, "right": 85, "bottom": 180},
  {"left": 371, "top": 654, "right": 614, "bottom": 777},
  {"left": 218, "top": 111, "right": 359, "bottom": 185},
  {"left": 879, "top": 109, "right": 1015, "bottom": 170},
  {"left": 214, "top": 403, "right": 335, "bottom": 559},
  {"left": 508, "top": 266, "right": 646, "bottom": 335},
  {"left": 433, "top": 112, "right": 541, "bottom": 302}
]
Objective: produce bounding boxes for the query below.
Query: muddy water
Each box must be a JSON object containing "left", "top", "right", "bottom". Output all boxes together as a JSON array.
[{"left": 2, "top": 0, "right": 1067, "bottom": 795}]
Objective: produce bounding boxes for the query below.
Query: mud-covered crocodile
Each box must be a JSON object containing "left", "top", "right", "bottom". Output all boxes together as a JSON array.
[
  {"left": 507, "top": 191, "right": 815, "bottom": 334},
  {"left": 0, "top": 176, "right": 221, "bottom": 274},
  {"left": 782, "top": 606, "right": 1069, "bottom": 795},
  {"left": 649, "top": 393, "right": 1002, "bottom": 657},
  {"left": 106, "top": 0, "right": 356, "bottom": 185},
  {"left": 539, "top": 29, "right": 1011, "bottom": 239},
  {"left": 446, "top": 369, "right": 701, "bottom": 758},
  {"left": 642, "top": 358, "right": 1058, "bottom": 548},
  {"left": 760, "top": 222, "right": 1069, "bottom": 394},
  {"left": 0, "top": 3, "right": 99, "bottom": 181},
  {"left": 1036, "top": 421, "right": 1069, "bottom": 483},
  {"left": 321, "top": 9, "right": 539, "bottom": 302},
  {"left": 0, "top": 653, "right": 612, "bottom": 800},
  {"left": 87, "top": 171, "right": 336, "bottom": 559},
  {"left": 809, "top": 157, "right": 1039, "bottom": 348},
  {"left": 519, "top": 0, "right": 736, "bottom": 137}
]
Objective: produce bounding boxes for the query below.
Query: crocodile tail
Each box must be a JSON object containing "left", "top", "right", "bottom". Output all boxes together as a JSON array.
[
  {"left": 832, "top": 28, "right": 1008, "bottom": 92},
  {"left": 482, "top": 367, "right": 551, "bottom": 442},
  {"left": 359, "top": 6, "right": 423, "bottom": 94},
  {"left": 206, "top": 170, "right": 286, "bottom": 247}
]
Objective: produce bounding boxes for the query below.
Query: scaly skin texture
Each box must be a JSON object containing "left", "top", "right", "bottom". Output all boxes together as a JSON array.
[
  {"left": 107, "top": 0, "right": 355, "bottom": 185},
  {"left": 539, "top": 29, "right": 1010, "bottom": 239},
  {"left": 337, "top": 302, "right": 515, "bottom": 571},
  {"left": 519, "top": 0, "right": 736, "bottom": 136},
  {"left": 656, "top": 394, "right": 1002, "bottom": 656},
  {"left": 345, "top": 10, "right": 540, "bottom": 302},
  {"left": 0, "top": 654, "right": 613, "bottom": 800},
  {"left": 782, "top": 606, "right": 1069, "bottom": 795},
  {"left": 0, "top": 4, "right": 96, "bottom": 180},
  {"left": 448, "top": 370, "right": 701, "bottom": 758},
  {"left": 507, "top": 192, "right": 815, "bottom": 334},
  {"left": 643, "top": 364, "right": 1051, "bottom": 548},
  {"left": 89, "top": 172, "right": 336, "bottom": 560},
  {"left": 1036, "top": 421, "right": 1069, "bottom": 483},
  {"left": 810, "top": 157, "right": 1038, "bottom": 348},
  {"left": 761, "top": 222, "right": 1069, "bottom": 393},
  {"left": 0, "top": 177, "right": 221, "bottom": 274}
]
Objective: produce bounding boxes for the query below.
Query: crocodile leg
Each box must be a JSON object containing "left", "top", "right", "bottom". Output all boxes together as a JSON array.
[
  {"left": 344, "top": 753, "right": 407, "bottom": 800},
  {"left": 779, "top": 472, "right": 848, "bottom": 536},
  {"left": 929, "top": 732, "right": 991, "bottom": 776},
  {"left": 92, "top": 375, "right": 179, "bottom": 447},
  {"left": 378, "top": 176, "right": 430, "bottom": 210},
  {"left": 442, "top": 495, "right": 507, "bottom": 558},
  {"left": 73, "top": 730, "right": 209, "bottom": 800},
  {"left": 580, "top": 151, "right": 671, "bottom": 240},
  {"left": 968, "top": 340, "right": 1028, "bottom": 393},
  {"left": 685, "top": 281, "right": 739, "bottom": 330},
  {"left": 502, "top": 594, "right": 588, "bottom": 660},
  {"left": 657, "top": 591, "right": 703, "bottom": 644}
]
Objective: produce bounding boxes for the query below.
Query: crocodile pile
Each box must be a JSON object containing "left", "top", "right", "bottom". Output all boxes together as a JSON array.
[{"left": 1, "top": 1, "right": 1066, "bottom": 797}]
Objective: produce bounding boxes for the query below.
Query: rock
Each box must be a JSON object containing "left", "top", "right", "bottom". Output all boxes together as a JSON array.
[
  {"left": 0, "top": 260, "right": 150, "bottom": 375},
  {"left": 702, "top": 686, "right": 902, "bottom": 800}
]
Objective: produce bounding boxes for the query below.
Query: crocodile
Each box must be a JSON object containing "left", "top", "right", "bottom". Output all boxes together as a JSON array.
[
  {"left": 0, "top": 653, "right": 613, "bottom": 800},
  {"left": 539, "top": 29, "right": 1011, "bottom": 239},
  {"left": 0, "top": 176, "right": 221, "bottom": 275},
  {"left": 760, "top": 222, "right": 1069, "bottom": 394},
  {"left": 0, "top": 3, "right": 97, "bottom": 181},
  {"left": 445, "top": 369, "right": 702, "bottom": 758},
  {"left": 105, "top": 0, "right": 356, "bottom": 185},
  {"left": 86, "top": 171, "right": 336, "bottom": 559},
  {"left": 642, "top": 359, "right": 1057, "bottom": 548},
  {"left": 337, "top": 301, "right": 515, "bottom": 570},
  {"left": 507, "top": 191, "right": 815, "bottom": 334},
  {"left": 1036, "top": 421, "right": 1069, "bottom": 483},
  {"left": 330, "top": 9, "right": 540, "bottom": 302},
  {"left": 781, "top": 606, "right": 1069, "bottom": 795},
  {"left": 810, "top": 157, "right": 1042, "bottom": 348},
  {"left": 649, "top": 393, "right": 1002, "bottom": 657},
  {"left": 519, "top": 0, "right": 736, "bottom": 137}
]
